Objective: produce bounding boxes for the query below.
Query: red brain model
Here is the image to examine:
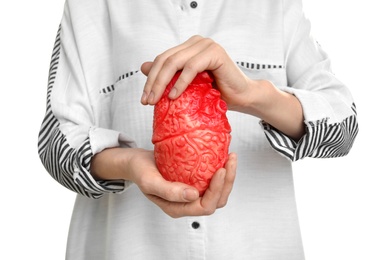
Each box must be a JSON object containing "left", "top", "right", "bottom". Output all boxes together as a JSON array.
[{"left": 152, "top": 71, "right": 231, "bottom": 196}]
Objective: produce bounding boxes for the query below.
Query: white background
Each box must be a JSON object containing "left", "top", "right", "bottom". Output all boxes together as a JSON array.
[{"left": 1, "top": 0, "right": 389, "bottom": 259}]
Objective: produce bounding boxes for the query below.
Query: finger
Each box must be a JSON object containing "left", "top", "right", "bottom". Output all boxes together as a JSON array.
[
  {"left": 153, "top": 39, "right": 215, "bottom": 100},
  {"left": 140, "top": 61, "right": 153, "bottom": 76},
  {"left": 197, "top": 168, "right": 226, "bottom": 214},
  {"left": 140, "top": 174, "right": 199, "bottom": 203},
  {"left": 145, "top": 194, "right": 179, "bottom": 218},
  {"left": 145, "top": 40, "right": 208, "bottom": 104},
  {"left": 147, "top": 170, "right": 226, "bottom": 218},
  {"left": 141, "top": 36, "right": 203, "bottom": 105},
  {"left": 145, "top": 194, "right": 194, "bottom": 218},
  {"left": 169, "top": 40, "right": 223, "bottom": 99},
  {"left": 217, "top": 153, "right": 237, "bottom": 208},
  {"left": 140, "top": 62, "right": 154, "bottom": 104}
]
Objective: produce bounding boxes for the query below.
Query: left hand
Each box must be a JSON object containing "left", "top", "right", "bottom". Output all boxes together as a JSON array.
[
  {"left": 92, "top": 147, "right": 237, "bottom": 218},
  {"left": 140, "top": 35, "right": 252, "bottom": 111},
  {"left": 144, "top": 153, "right": 237, "bottom": 218}
]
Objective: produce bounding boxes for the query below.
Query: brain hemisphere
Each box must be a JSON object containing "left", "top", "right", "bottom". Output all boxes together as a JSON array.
[{"left": 152, "top": 71, "right": 231, "bottom": 196}]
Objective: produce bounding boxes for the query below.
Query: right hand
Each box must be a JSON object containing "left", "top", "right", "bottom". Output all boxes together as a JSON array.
[{"left": 140, "top": 35, "right": 251, "bottom": 112}]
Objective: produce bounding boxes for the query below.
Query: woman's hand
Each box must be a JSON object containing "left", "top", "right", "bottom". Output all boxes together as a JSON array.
[
  {"left": 91, "top": 147, "right": 237, "bottom": 218},
  {"left": 140, "top": 35, "right": 305, "bottom": 140},
  {"left": 140, "top": 152, "right": 238, "bottom": 218},
  {"left": 140, "top": 35, "right": 251, "bottom": 112}
]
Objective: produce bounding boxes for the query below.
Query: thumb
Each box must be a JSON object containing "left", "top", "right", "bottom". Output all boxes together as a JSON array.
[{"left": 141, "top": 61, "right": 153, "bottom": 76}]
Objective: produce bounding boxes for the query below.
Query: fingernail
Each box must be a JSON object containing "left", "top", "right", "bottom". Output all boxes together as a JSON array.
[
  {"left": 168, "top": 87, "right": 177, "bottom": 99},
  {"left": 141, "top": 91, "right": 148, "bottom": 104},
  {"left": 147, "top": 91, "right": 155, "bottom": 103},
  {"left": 183, "top": 188, "right": 198, "bottom": 201}
]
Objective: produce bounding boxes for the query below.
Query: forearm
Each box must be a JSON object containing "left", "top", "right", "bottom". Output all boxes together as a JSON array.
[
  {"left": 238, "top": 79, "right": 305, "bottom": 141},
  {"left": 91, "top": 147, "right": 134, "bottom": 181}
]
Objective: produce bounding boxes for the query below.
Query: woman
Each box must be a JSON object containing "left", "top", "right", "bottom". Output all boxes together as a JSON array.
[{"left": 38, "top": 0, "right": 358, "bottom": 259}]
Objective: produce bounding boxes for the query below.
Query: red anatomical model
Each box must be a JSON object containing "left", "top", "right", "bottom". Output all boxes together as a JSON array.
[{"left": 152, "top": 71, "right": 231, "bottom": 196}]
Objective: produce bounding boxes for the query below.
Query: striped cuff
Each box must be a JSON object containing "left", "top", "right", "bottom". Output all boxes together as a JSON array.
[
  {"left": 262, "top": 106, "right": 358, "bottom": 161},
  {"left": 40, "top": 127, "right": 128, "bottom": 199}
]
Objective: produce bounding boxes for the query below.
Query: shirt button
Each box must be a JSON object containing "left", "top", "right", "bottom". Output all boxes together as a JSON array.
[
  {"left": 191, "top": 221, "right": 200, "bottom": 229},
  {"left": 190, "top": 1, "right": 198, "bottom": 9}
]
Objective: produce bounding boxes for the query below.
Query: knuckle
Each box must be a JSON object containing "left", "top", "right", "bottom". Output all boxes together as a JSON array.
[
  {"left": 209, "top": 42, "right": 223, "bottom": 53},
  {"left": 169, "top": 212, "right": 181, "bottom": 219},
  {"left": 163, "top": 187, "right": 177, "bottom": 201},
  {"left": 164, "top": 208, "right": 181, "bottom": 219},
  {"left": 153, "top": 54, "right": 164, "bottom": 64},
  {"left": 202, "top": 37, "right": 218, "bottom": 48},
  {"left": 164, "top": 56, "right": 176, "bottom": 67},
  {"left": 189, "top": 35, "right": 203, "bottom": 41},
  {"left": 184, "top": 61, "right": 197, "bottom": 72},
  {"left": 176, "top": 74, "right": 191, "bottom": 88},
  {"left": 182, "top": 63, "right": 199, "bottom": 78},
  {"left": 217, "top": 199, "right": 228, "bottom": 209},
  {"left": 203, "top": 37, "right": 215, "bottom": 45}
]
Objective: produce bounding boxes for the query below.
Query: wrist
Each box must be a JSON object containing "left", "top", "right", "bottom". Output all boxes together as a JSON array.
[
  {"left": 91, "top": 147, "right": 135, "bottom": 181},
  {"left": 232, "top": 79, "right": 273, "bottom": 118}
]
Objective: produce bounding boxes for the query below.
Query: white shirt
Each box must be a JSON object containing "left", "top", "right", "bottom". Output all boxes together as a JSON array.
[{"left": 38, "top": 0, "right": 358, "bottom": 259}]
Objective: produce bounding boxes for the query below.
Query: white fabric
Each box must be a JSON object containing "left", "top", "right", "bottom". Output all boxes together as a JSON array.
[{"left": 43, "top": 0, "right": 358, "bottom": 259}]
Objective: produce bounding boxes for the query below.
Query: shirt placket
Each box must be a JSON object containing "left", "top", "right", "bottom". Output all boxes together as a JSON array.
[
  {"left": 170, "top": 1, "right": 207, "bottom": 259},
  {"left": 187, "top": 216, "right": 206, "bottom": 260},
  {"left": 174, "top": 0, "right": 202, "bottom": 42}
]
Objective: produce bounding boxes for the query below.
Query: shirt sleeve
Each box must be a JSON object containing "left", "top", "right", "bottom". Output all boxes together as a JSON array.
[
  {"left": 38, "top": 3, "right": 136, "bottom": 199},
  {"left": 261, "top": 0, "right": 359, "bottom": 161}
]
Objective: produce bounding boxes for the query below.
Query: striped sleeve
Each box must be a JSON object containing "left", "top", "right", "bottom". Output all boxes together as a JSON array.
[
  {"left": 38, "top": 22, "right": 132, "bottom": 199},
  {"left": 262, "top": 0, "right": 359, "bottom": 161}
]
